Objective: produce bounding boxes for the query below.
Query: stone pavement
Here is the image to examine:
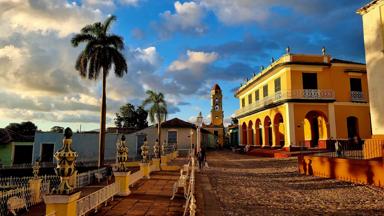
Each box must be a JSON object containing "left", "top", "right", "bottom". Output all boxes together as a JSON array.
[
  {"left": 96, "top": 171, "right": 186, "bottom": 216},
  {"left": 196, "top": 150, "right": 384, "bottom": 216}
]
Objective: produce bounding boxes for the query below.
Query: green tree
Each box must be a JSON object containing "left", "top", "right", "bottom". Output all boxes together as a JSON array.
[
  {"left": 114, "top": 103, "right": 148, "bottom": 130},
  {"left": 71, "top": 15, "right": 128, "bottom": 167},
  {"left": 142, "top": 90, "right": 167, "bottom": 157},
  {"left": 6, "top": 121, "right": 38, "bottom": 136},
  {"left": 50, "top": 126, "right": 64, "bottom": 133},
  {"left": 135, "top": 106, "right": 148, "bottom": 129}
]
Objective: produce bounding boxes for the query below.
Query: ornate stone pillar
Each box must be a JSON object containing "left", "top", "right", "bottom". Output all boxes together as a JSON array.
[
  {"left": 152, "top": 139, "right": 161, "bottom": 171},
  {"left": 139, "top": 137, "right": 150, "bottom": 178},
  {"left": 161, "top": 140, "right": 168, "bottom": 166},
  {"left": 114, "top": 135, "right": 132, "bottom": 196},
  {"left": 29, "top": 160, "right": 42, "bottom": 203},
  {"left": 44, "top": 128, "right": 81, "bottom": 216}
]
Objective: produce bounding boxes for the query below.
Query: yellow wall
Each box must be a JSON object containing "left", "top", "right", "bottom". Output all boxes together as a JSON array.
[
  {"left": 239, "top": 68, "right": 289, "bottom": 108},
  {"left": 334, "top": 104, "right": 371, "bottom": 139}
]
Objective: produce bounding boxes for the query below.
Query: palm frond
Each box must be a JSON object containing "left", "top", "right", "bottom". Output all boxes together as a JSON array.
[
  {"left": 71, "top": 34, "right": 96, "bottom": 47},
  {"left": 103, "top": 15, "right": 116, "bottom": 34},
  {"left": 105, "top": 35, "right": 124, "bottom": 50},
  {"left": 109, "top": 47, "right": 128, "bottom": 77}
]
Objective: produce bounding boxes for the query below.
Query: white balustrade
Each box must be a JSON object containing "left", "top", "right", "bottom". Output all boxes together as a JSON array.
[
  {"left": 129, "top": 170, "right": 144, "bottom": 186},
  {"left": 235, "top": 89, "right": 335, "bottom": 117},
  {"left": 350, "top": 91, "right": 366, "bottom": 102},
  {"left": 183, "top": 156, "right": 196, "bottom": 216},
  {"left": 76, "top": 182, "right": 118, "bottom": 216}
]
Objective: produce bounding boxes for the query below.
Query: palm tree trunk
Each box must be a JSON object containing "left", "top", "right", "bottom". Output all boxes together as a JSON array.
[
  {"left": 158, "top": 117, "right": 162, "bottom": 158},
  {"left": 98, "top": 68, "right": 107, "bottom": 167}
]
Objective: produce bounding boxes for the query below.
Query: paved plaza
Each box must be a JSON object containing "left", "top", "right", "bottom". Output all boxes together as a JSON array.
[
  {"left": 96, "top": 171, "right": 185, "bottom": 216},
  {"left": 196, "top": 150, "right": 384, "bottom": 216}
]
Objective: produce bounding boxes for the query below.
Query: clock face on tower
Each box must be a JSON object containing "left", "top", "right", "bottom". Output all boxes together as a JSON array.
[{"left": 215, "top": 105, "right": 219, "bottom": 111}]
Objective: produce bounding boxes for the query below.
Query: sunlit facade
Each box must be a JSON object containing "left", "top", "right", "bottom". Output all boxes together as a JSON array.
[{"left": 235, "top": 52, "right": 371, "bottom": 149}]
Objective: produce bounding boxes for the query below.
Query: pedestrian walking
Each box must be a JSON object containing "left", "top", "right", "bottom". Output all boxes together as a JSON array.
[
  {"left": 335, "top": 139, "right": 342, "bottom": 157},
  {"left": 197, "top": 147, "right": 206, "bottom": 171}
]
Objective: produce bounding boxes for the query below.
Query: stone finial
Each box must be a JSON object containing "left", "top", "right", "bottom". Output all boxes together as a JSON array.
[
  {"left": 52, "top": 127, "right": 78, "bottom": 195},
  {"left": 161, "top": 140, "right": 167, "bottom": 156},
  {"left": 271, "top": 57, "right": 275, "bottom": 63},
  {"left": 64, "top": 127, "right": 73, "bottom": 139},
  {"left": 32, "top": 160, "right": 40, "bottom": 179},
  {"left": 260, "top": 66, "right": 264, "bottom": 70},
  {"left": 141, "top": 137, "right": 149, "bottom": 163},
  {"left": 286, "top": 46, "right": 291, "bottom": 54},
  {"left": 322, "top": 46, "right": 326, "bottom": 55},
  {"left": 116, "top": 135, "right": 129, "bottom": 172},
  {"left": 153, "top": 139, "right": 160, "bottom": 158}
]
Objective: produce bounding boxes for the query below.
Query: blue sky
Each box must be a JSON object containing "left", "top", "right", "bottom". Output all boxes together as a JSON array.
[{"left": 0, "top": 0, "right": 371, "bottom": 131}]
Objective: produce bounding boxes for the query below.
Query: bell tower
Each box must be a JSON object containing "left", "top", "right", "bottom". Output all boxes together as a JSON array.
[{"left": 211, "top": 84, "right": 224, "bottom": 126}]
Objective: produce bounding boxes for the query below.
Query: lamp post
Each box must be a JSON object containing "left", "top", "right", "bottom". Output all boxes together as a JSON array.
[
  {"left": 189, "top": 130, "right": 194, "bottom": 156},
  {"left": 196, "top": 112, "right": 203, "bottom": 153}
]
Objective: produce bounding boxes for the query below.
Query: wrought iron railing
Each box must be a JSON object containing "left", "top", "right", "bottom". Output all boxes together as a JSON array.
[
  {"left": 350, "top": 91, "right": 367, "bottom": 102},
  {"left": 235, "top": 89, "right": 335, "bottom": 117}
]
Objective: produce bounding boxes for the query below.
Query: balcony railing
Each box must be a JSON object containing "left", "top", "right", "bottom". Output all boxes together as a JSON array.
[
  {"left": 350, "top": 91, "right": 367, "bottom": 102},
  {"left": 235, "top": 89, "right": 335, "bottom": 117}
]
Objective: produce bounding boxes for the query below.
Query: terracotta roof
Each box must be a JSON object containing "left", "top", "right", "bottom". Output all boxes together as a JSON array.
[
  {"left": 161, "top": 118, "right": 197, "bottom": 129},
  {"left": 357, "top": 0, "right": 382, "bottom": 15},
  {"left": 331, "top": 58, "right": 365, "bottom": 65},
  {"left": 211, "top": 83, "right": 221, "bottom": 91},
  {"left": 0, "top": 129, "right": 34, "bottom": 145}
]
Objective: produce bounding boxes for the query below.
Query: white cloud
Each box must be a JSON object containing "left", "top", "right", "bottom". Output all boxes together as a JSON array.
[
  {"left": 157, "top": 1, "right": 206, "bottom": 37},
  {"left": 119, "top": 0, "right": 141, "bottom": 6},
  {"left": 0, "top": 0, "right": 102, "bottom": 38},
  {"left": 168, "top": 50, "right": 218, "bottom": 72},
  {"left": 200, "top": 0, "right": 268, "bottom": 25}
]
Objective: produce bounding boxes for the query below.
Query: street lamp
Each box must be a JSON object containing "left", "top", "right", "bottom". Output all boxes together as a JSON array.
[
  {"left": 189, "top": 130, "right": 194, "bottom": 156},
  {"left": 196, "top": 112, "right": 203, "bottom": 152}
]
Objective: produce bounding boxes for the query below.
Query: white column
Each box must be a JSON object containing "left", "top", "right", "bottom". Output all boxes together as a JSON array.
[
  {"left": 328, "top": 103, "right": 337, "bottom": 138},
  {"left": 285, "top": 103, "right": 296, "bottom": 147}
]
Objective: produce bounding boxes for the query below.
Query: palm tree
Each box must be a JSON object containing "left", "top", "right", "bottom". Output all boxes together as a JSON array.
[
  {"left": 71, "top": 15, "right": 127, "bottom": 167},
  {"left": 142, "top": 90, "right": 167, "bottom": 158}
]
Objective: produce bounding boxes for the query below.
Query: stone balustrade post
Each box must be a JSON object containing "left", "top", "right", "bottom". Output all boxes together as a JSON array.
[
  {"left": 44, "top": 128, "right": 81, "bottom": 216},
  {"left": 114, "top": 171, "right": 131, "bottom": 196}
]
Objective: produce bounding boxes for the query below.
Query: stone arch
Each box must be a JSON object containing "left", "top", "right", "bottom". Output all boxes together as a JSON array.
[
  {"left": 264, "top": 116, "right": 272, "bottom": 147},
  {"left": 304, "top": 111, "right": 328, "bottom": 148},
  {"left": 273, "top": 113, "right": 285, "bottom": 147},
  {"left": 241, "top": 122, "right": 247, "bottom": 145},
  {"left": 255, "top": 119, "right": 262, "bottom": 146},
  {"left": 248, "top": 120, "right": 254, "bottom": 145}
]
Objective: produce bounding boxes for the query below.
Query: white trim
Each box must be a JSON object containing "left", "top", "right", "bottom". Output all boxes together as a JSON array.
[
  {"left": 334, "top": 102, "right": 369, "bottom": 106},
  {"left": 347, "top": 72, "right": 364, "bottom": 77},
  {"left": 328, "top": 103, "right": 337, "bottom": 138}
]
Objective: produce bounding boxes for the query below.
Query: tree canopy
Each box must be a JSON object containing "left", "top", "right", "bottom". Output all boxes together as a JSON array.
[
  {"left": 6, "top": 121, "right": 38, "bottom": 136},
  {"left": 114, "top": 103, "right": 148, "bottom": 130}
]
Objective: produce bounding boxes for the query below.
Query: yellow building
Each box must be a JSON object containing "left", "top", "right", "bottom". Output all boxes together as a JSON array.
[
  {"left": 203, "top": 84, "right": 225, "bottom": 148},
  {"left": 234, "top": 51, "right": 371, "bottom": 149}
]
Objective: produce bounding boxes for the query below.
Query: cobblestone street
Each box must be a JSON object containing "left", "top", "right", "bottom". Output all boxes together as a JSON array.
[{"left": 196, "top": 150, "right": 384, "bottom": 216}]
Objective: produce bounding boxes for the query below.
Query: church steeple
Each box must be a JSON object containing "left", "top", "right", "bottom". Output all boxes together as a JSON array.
[{"left": 210, "top": 84, "right": 224, "bottom": 126}]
